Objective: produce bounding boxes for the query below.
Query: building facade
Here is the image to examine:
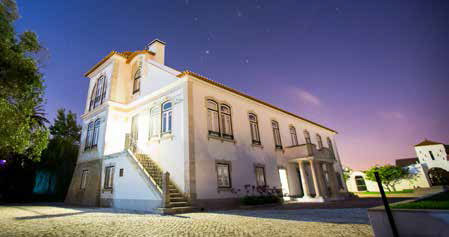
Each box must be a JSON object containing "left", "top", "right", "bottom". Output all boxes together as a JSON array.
[
  {"left": 346, "top": 139, "right": 449, "bottom": 193},
  {"left": 65, "top": 39, "right": 348, "bottom": 212}
]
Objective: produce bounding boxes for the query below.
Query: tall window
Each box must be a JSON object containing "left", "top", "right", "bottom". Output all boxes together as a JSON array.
[
  {"left": 316, "top": 134, "right": 323, "bottom": 149},
  {"left": 429, "top": 151, "right": 435, "bottom": 160},
  {"left": 255, "top": 166, "right": 266, "bottom": 187},
  {"left": 89, "top": 75, "right": 107, "bottom": 111},
  {"left": 94, "top": 76, "right": 103, "bottom": 108},
  {"left": 207, "top": 100, "right": 220, "bottom": 137},
  {"left": 104, "top": 166, "right": 115, "bottom": 189},
  {"left": 216, "top": 163, "right": 231, "bottom": 188},
  {"left": 304, "top": 130, "right": 311, "bottom": 144},
  {"left": 290, "top": 126, "right": 298, "bottom": 146},
  {"left": 92, "top": 119, "right": 101, "bottom": 147},
  {"left": 249, "top": 113, "right": 260, "bottom": 144},
  {"left": 133, "top": 68, "right": 141, "bottom": 94},
  {"left": 80, "top": 170, "right": 89, "bottom": 190},
  {"left": 220, "top": 104, "right": 233, "bottom": 139},
  {"left": 131, "top": 114, "right": 139, "bottom": 141},
  {"left": 272, "top": 120, "right": 282, "bottom": 149},
  {"left": 149, "top": 107, "right": 159, "bottom": 138},
  {"left": 327, "top": 137, "right": 334, "bottom": 151},
  {"left": 355, "top": 176, "right": 367, "bottom": 191},
  {"left": 161, "top": 101, "right": 172, "bottom": 134},
  {"left": 85, "top": 122, "right": 94, "bottom": 150}
]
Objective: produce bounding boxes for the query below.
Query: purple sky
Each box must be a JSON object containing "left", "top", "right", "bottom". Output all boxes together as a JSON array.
[{"left": 15, "top": 0, "right": 449, "bottom": 170}]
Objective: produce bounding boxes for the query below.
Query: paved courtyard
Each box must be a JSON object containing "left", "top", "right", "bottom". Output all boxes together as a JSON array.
[{"left": 0, "top": 204, "right": 373, "bottom": 237}]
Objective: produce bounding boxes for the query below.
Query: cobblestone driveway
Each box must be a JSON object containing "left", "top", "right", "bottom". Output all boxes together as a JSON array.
[{"left": 0, "top": 205, "right": 373, "bottom": 237}]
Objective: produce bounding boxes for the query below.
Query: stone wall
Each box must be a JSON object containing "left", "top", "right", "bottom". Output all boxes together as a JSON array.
[{"left": 65, "top": 159, "right": 102, "bottom": 206}]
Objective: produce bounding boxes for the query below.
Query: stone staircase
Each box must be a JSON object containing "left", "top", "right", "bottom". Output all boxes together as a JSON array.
[{"left": 134, "top": 154, "right": 192, "bottom": 213}]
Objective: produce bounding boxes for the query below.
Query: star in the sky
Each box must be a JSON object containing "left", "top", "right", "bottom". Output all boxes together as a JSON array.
[{"left": 205, "top": 50, "right": 210, "bottom": 55}]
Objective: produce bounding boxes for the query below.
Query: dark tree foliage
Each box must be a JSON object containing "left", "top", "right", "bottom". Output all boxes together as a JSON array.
[
  {"left": 428, "top": 168, "right": 449, "bottom": 185},
  {"left": 0, "top": 0, "right": 49, "bottom": 159},
  {"left": 38, "top": 109, "right": 81, "bottom": 199}
]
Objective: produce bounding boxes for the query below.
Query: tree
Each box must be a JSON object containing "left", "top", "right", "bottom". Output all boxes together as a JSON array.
[
  {"left": 365, "top": 165, "right": 411, "bottom": 191},
  {"left": 37, "top": 109, "right": 81, "bottom": 198},
  {"left": 0, "top": 0, "right": 48, "bottom": 160}
]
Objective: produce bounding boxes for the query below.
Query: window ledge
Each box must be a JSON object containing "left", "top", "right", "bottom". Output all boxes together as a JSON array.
[
  {"left": 161, "top": 133, "right": 174, "bottom": 141},
  {"left": 217, "top": 187, "right": 233, "bottom": 192},
  {"left": 148, "top": 136, "right": 160, "bottom": 143},
  {"left": 102, "top": 188, "right": 113, "bottom": 193},
  {"left": 208, "top": 135, "right": 236, "bottom": 144},
  {"left": 84, "top": 146, "right": 98, "bottom": 153},
  {"left": 251, "top": 143, "right": 264, "bottom": 149}
]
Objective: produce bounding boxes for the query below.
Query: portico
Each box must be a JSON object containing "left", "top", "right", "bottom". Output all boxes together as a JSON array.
[{"left": 281, "top": 143, "right": 344, "bottom": 202}]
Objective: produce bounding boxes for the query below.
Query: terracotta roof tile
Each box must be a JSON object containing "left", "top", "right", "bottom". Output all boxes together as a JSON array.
[{"left": 414, "top": 139, "right": 443, "bottom": 147}]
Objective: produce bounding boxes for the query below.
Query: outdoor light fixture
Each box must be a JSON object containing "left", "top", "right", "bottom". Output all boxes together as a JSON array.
[{"left": 0, "top": 160, "right": 6, "bottom": 166}]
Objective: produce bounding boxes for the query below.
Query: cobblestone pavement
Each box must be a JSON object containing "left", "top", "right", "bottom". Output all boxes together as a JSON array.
[{"left": 0, "top": 204, "right": 373, "bottom": 237}]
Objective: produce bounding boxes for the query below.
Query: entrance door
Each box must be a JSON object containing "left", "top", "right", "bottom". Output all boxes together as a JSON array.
[{"left": 279, "top": 168, "right": 290, "bottom": 196}]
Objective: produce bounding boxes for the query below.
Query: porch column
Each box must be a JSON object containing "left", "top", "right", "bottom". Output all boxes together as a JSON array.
[
  {"left": 298, "top": 161, "right": 310, "bottom": 198},
  {"left": 309, "top": 160, "right": 322, "bottom": 198},
  {"left": 327, "top": 163, "right": 339, "bottom": 196}
]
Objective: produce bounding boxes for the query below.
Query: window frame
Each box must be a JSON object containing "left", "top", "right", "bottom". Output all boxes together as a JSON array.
[
  {"left": 216, "top": 162, "right": 232, "bottom": 189},
  {"left": 85, "top": 122, "right": 94, "bottom": 150},
  {"left": 220, "top": 104, "right": 233, "bottom": 140},
  {"left": 207, "top": 99, "right": 220, "bottom": 137},
  {"left": 80, "top": 170, "right": 89, "bottom": 190},
  {"left": 91, "top": 119, "right": 100, "bottom": 148},
  {"left": 355, "top": 175, "right": 367, "bottom": 191},
  {"left": 249, "top": 113, "right": 261, "bottom": 145},
  {"left": 316, "top": 134, "right": 323, "bottom": 149},
  {"left": 104, "top": 166, "right": 115, "bottom": 190},
  {"left": 149, "top": 106, "right": 160, "bottom": 138},
  {"left": 272, "top": 120, "right": 282, "bottom": 149},
  {"left": 304, "top": 130, "right": 311, "bottom": 144},
  {"left": 429, "top": 151, "right": 435, "bottom": 160},
  {"left": 133, "top": 68, "right": 141, "bottom": 94},
  {"left": 255, "top": 165, "right": 266, "bottom": 187},
  {"left": 289, "top": 126, "right": 298, "bottom": 146},
  {"left": 161, "top": 101, "right": 173, "bottom": 134}
]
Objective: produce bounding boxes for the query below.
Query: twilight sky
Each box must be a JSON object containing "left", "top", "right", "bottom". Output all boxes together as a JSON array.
[{"left": 14, "top": 0, "right": 449, "bottom": 170}]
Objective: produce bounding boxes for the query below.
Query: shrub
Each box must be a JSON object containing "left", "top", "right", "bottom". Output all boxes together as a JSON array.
[{"left": 240, "top": 184, "right": 283, "bottom": 205}]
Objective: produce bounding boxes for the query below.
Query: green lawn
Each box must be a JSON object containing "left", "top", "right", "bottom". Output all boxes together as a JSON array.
[
  {"left": 393, "top": 191, "right": 449, "bottom": 210},
  {"left": 358, "top": 189, "right": 414, "bottom": 195}
]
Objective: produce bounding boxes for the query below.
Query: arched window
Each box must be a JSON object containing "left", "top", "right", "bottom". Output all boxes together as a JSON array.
[
  {"left": 249, "top": 113, "right": 260, "bottom": 144},
  {"left": 89, "top": 75, "right": 107, "bottom": 111},
  {"left": 272, "top": 120, "right": 282, "bottom": 149},
  {"left": 220, "top": 104, "right": 233, "bottom": 139},
  {"left": 100, "top": 75, "right": 107, "bottom": 104},
  {"left": 133, "top": 68, "right": 141, "bottom": 94},
  {"left": 94, "top": 76, "right": 103, "bottom": 108},
  {"left": 355, "top": 176, "right": 367, "bottom": 191},
  {"left": 317, "top": 134, "right": 323, "bottom": 149},
  {"left": 207, "top": 100, "right": 220, "bottom": 137},
  {"left": 85, "top": 122, "right": 94, "bottom": 150},
  {"left": 290, "top": 126, "right": 298, "bottom": 146},
  {"left": 92, "top": 119, "right": 101, "bottom": 147},
  {"left": 149, "top": 106, "right": 160, "bottom": 138},
  {"left": 304, "top": 130, "right": 311, "bottom": 144},
  {"left": 161, "top": 101, "right": 172, "bottom": 134}
]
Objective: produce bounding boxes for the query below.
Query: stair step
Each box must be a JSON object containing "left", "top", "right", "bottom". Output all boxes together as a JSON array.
[
  {"left": 170, "top": 197, "right": 187, "bottom": 202},
  {"left": 170, "top": 202, "right": 189, "bottom": 207}
]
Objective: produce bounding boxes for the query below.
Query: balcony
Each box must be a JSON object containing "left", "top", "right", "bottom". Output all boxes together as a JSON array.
[{"left": 284, "top": 143, "right": 335, "bottom": 162}]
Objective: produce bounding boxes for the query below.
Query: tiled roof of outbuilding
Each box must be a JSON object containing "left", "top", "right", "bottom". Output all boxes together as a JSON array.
[{"left": 414, "top": 139, "right": 443, "bottom": 147}]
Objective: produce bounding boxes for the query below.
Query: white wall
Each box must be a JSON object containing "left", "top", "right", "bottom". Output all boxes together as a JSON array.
[
  {"left": 415, "top": 144, "right": 449, "bottom": 172},
  {"left": 101, "top": 152, "right": 162, "bottom": 212},
  {"left": 346, "top": 164, "right": 431, "bottom": 192},
  {"left": 190, "top": 78, "right": 344, "bottom": 200}
]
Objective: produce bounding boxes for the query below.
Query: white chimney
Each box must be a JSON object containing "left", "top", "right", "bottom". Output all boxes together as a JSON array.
[{"left": 146, "top": 39, "right": 166, "bottom": 65}]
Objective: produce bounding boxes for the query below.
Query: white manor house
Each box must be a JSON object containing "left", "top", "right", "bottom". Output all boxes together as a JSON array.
[{"left": 66, "top": 39, "right": 348, "bottom": 212}]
